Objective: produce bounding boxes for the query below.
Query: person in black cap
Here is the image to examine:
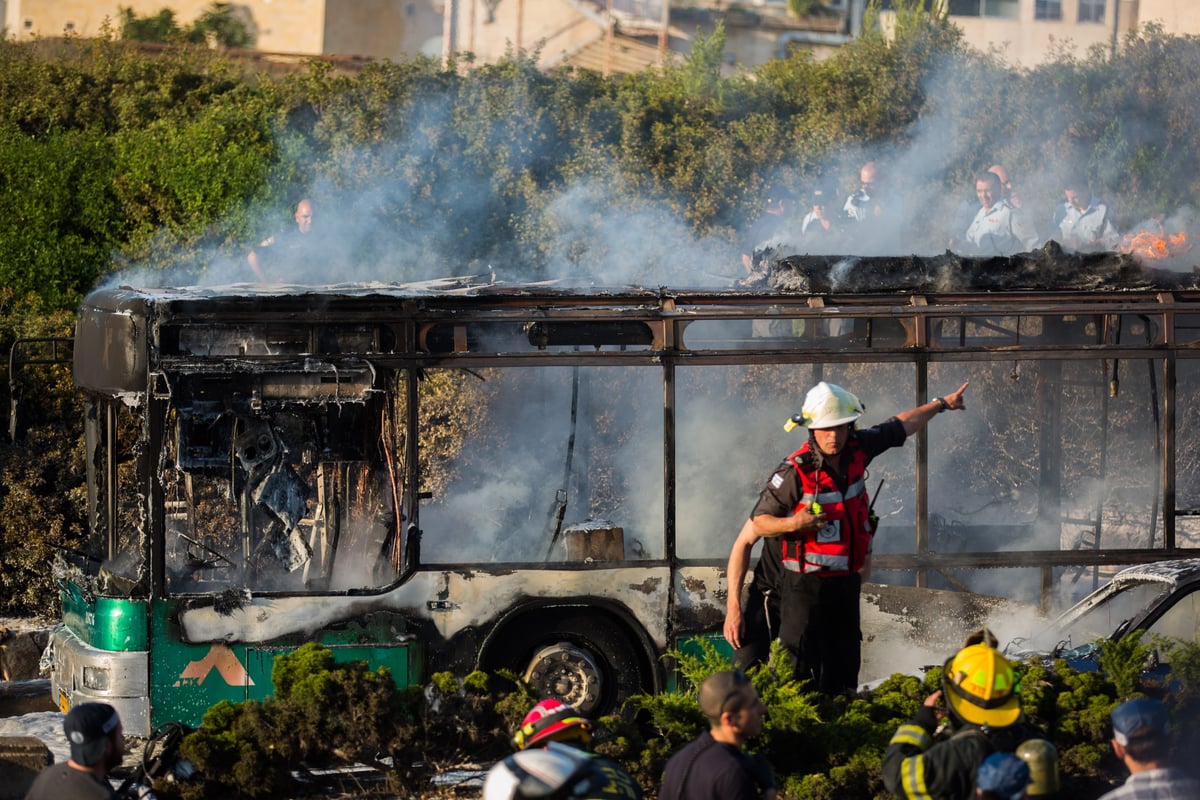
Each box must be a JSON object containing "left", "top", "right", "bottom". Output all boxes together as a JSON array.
[
  {"left": 1098, "top": 697, "right": 1200, "bottom": 799},
  {"left": 799, "top": 182, "right": 844, "bottom": 253},
  {"left": 659, "top": 670, "right": 774, "bottom": 800},
  {"left": 24, "top": 702, "right": 126, "bottom": 800}
]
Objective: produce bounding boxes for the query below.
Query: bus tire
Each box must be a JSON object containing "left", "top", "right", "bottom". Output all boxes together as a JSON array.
[{"left": 494, "top": 613, "right": 648, "bottom": 718}]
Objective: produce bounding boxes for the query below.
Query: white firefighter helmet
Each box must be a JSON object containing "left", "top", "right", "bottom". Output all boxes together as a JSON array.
[
  {"left": 483, "top": 743, "right": 601, "bottom": 800},
  {"left": 799, "top": 382, "right": 864, "bottom": 429}
]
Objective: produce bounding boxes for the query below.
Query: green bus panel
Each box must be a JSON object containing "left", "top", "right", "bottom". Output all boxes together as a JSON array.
[
  {"left": 60, "top": 585, "right": 148, "bottom": 652},
  {"left": 669, "top": 633, "right": 735, "bottom": 692},
  {"left": 148, "top": 601, "right": 423, "bottom": 729}
]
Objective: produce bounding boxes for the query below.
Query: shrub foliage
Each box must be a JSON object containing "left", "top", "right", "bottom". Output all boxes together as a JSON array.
[{"left": 149, "top": 640, "right": 1197, "bottom": 799}]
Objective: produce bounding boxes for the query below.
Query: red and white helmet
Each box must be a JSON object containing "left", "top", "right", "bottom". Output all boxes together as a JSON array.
[{"left": 512, "top": 698, "right": 594, "bottom": 750}]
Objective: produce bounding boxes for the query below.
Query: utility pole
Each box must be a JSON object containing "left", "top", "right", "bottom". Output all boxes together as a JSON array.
[
  {"left": 442, "top": 0, "right": 456, "bottom": 69},
  {"left": 516, "top": 0, "right": 524, "bottom": 52},
  {"left": 604, "top": 0, "right": 614, "bottom": 77},
  {"left": 657, "top": 0, "right": 669, "bottom": 65}
]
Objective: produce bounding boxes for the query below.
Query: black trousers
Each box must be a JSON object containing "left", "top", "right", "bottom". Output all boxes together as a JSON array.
[
  {"left": 733, "top": 581, "right": 779, "bottom": 671},
  {"left": 778, "top": 571, "right": 862, "bottom": 694}
]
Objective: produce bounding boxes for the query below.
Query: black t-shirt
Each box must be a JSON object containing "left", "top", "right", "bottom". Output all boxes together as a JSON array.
[
  {"left": 660, "top": 731, "right": 760, "bottom": 800},
  {"left": 749, "top": 419, "right": 906, "bottom": 591},
  {"left": 24, "top": 763, "right": 117, "bottom": 800}
]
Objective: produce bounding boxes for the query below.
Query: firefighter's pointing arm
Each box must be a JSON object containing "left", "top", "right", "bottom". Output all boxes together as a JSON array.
[{"left": 894, "top": 381, "right": 969, "bottom": 437}]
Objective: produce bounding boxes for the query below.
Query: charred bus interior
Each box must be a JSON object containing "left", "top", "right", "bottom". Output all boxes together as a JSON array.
[{"left": 41, "top": 251, "right": 1200, "bottom": 733}]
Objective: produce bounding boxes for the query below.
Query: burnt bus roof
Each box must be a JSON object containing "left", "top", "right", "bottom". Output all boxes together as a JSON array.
[
  {"left": 758, "top": 246, "right": 1199, "bottom": 294},
  {"left": 73, "top": 248, "right": 1200, "bottom": 394},
  {"left": 86, "top": 245, "right": 1200, "bottom": 306}
]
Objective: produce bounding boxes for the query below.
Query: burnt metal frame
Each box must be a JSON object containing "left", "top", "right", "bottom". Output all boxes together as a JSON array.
[{"left": 73, "top": 285, "right": 1200, "bottom": 610}]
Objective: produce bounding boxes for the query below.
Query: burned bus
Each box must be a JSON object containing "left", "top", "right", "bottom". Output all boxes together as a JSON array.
[{"left": 48, "top": 252, "right": 1200, "bottom": 735}]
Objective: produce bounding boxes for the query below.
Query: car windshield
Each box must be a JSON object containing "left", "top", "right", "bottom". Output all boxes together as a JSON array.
[{"left": 1021, "top": 580, "right": 1171, "bottom": 654}]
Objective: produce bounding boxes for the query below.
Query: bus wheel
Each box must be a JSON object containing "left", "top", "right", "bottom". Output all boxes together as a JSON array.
[
  {"left": 523, "top": 642, "right": 604, "bottom": 716},
  {"left": 497, "top": 615, "right": 647, "bottom": 718}
]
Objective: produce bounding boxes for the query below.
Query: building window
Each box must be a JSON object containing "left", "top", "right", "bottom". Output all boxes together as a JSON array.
[
  {"left": 1035, "top": 0, "right": 1062, "bottom": 20},
  {"left": 1079, "top": 0, "right": 1105, "bottom": 23},
  {"left": 23, "top": 19, "right": 33, "bottom": 29},
  {"left": 983, "top": 0, "right": 1018, "bottom": 18},
  {"left": 948, "top": 0, "right": 1018, "bottom": 17},
  {"left": 65, "top": 22, "right": 76, "bottom": 32}
]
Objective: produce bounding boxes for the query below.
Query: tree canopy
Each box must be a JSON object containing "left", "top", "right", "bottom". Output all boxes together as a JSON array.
[{"left": 0, "top": 16, "right": 1198, "bottom": 309}]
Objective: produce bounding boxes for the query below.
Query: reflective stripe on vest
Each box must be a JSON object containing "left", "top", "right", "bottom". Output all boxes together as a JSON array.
[
  {"left": 790, "top": 552, "right": 850, "bottom": 573},
  {"left": 800, "top": 478, "right": 866, "bottom": 506},
  {"left": 781, "top": 440, "right": 873, "bottom": 577}
]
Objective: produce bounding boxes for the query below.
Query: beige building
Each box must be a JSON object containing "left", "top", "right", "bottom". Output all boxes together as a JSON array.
[
  {"left": 5, "top": 0, "right": 1199, "bottom": 74},
  {"left": 0, "top": 0, "right": 677, "bottom": 72},
  {"left": 3, "top": 0, "right": 445, "bottom": 61},
  {"left": 945, "top": 0, "right": 1200, "bottom": 66}
]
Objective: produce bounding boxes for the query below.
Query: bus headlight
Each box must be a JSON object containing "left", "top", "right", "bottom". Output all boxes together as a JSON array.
[{"left": 82, "top": 665, "right": 111, "bottom": 691}]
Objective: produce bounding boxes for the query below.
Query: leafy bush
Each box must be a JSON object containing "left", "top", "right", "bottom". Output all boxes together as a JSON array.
[
  {"left": 120, "top": 4, "right": 255, "bottom": 49},
  {"left": 171, "top": 642, "right": 418, "bottom": 799},
  {"left": 150, "top": 635, "right": 1175, "bottom": 799},
  {"left": 0, "top": 290, "right": 83, "bottom": 619},
  {"left": 616, "top": 639, "right": 1165, "bottom": 799}
]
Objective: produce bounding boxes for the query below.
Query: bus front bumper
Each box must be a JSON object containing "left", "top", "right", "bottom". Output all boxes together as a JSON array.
[{"left": 49, "top": 625, "right": 151, "bottom": 737}]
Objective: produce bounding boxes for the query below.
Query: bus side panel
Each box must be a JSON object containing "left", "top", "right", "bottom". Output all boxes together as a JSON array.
[
  {"left": 150, "top": 600, "right": 424, "bottom": 729},
  {"left": 250, "top": 640, "right": 423, "bottom": 697},
  {"left": 149, "top": 600, "right": 257, "bottom": 729}
]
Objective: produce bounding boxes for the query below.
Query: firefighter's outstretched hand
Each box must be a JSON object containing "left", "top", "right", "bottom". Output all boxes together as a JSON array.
[{"left": 943, "top": 382, "right": 969, "bottom": 411}]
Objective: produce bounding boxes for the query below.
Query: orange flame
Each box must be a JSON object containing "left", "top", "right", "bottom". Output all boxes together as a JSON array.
[{"left": 1121, "top": 225, "right": 1192, "bottom": 260}]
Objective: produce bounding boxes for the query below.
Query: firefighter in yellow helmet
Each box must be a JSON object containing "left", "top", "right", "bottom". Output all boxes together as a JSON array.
[
  {"left": 724, "top": 380, "right": 969, "bottom": 693},
  {"left": 882, "top": 637, "right": 1045, "bottom": 800}
]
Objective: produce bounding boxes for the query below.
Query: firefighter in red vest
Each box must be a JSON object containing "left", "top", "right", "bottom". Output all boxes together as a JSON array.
[{"left": 723, "top": 380, "right": 969, "bottom": 693}]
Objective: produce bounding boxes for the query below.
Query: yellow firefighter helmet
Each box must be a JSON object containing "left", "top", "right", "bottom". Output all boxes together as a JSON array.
[{"left": 941, "top": 643, "right": 1022, "bottom": 729}]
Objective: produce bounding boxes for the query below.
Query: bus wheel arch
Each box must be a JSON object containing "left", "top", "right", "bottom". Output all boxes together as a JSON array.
[{"left": 479, "top": 604, "right": 659, "bottom": 718}]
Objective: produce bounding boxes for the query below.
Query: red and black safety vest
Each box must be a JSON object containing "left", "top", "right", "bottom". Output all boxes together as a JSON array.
[{"left": 780, "top": 439, "right": 873, "bottom": 576}]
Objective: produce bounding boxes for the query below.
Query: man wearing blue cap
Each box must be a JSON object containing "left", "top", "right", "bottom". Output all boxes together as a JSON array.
[
  {"left": 1099, "top": 697, "right": 1199, "bottom": 799},
  {"left": 975, "top": 752, "right": 1030, "bottom": 799},
  {"left": 24, "top": 702, "right": 125, "bottom": 800}
]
